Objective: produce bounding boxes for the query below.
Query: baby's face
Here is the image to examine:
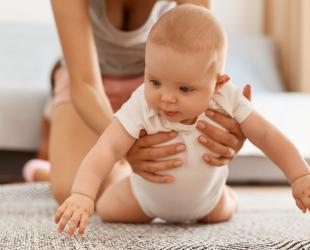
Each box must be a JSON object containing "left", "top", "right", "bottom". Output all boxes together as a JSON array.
[{"left": 145, "top": 42, "right": 218, "bottom": 125}]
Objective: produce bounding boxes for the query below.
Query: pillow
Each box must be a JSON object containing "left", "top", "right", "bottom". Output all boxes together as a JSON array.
[{"left": 225, "top": 36, "right": 284, "bottom": 93}]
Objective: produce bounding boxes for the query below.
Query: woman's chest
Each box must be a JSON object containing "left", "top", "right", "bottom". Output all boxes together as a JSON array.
[{"left": 105, "top": 0, "right": 157, "bottom": 31}]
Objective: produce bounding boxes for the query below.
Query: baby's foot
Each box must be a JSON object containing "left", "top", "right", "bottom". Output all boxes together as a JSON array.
[{"left": 200, "top": 185, "right": 239, "bottom": 223}]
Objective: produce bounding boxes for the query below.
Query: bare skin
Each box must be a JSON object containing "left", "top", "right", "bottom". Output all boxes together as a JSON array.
[
  {"left": 95, "top": 177, "right": 238, "bottom": 225},
  {"left": 49, "top": 0, "right": 249, "bottom": 205}
]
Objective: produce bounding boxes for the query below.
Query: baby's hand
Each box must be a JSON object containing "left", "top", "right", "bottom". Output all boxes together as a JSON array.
[
  {"left": 291, "top": 174, "right": 310, "bottom": 213},
  {"left": 54, "top": 193, "right": 95, "bottom": 237}
]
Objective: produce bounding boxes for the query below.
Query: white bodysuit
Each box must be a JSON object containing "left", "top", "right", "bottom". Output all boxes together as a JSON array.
[{"left": 114, "top": 83, "right": 253, "bottom": 222}]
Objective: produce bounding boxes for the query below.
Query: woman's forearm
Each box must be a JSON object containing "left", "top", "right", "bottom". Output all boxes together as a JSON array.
[
  {"left": 52, "top": 0, "right": 112, "bottom": 135},
  {"left": 71, "top": 82, "right": 114, "bottom": 135}
]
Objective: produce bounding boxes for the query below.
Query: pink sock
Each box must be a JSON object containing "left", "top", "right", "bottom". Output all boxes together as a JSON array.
[{"left": 22, "top": 159, "right": 51, "bottom": 182}]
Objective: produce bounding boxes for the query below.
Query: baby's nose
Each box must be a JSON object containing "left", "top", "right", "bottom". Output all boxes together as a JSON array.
[{"left": 161, "top": 92, "right": 177, "bottom": 103}]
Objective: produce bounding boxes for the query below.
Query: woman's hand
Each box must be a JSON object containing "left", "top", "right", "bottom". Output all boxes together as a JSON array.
[
  {"left": 55, "top": 193, "right": 94, "bottom": 238},
  {"left": 196, "top": 84, "right": 252, "bottom": 166},
  {"left": 127, "top": 130, "right": 185, "bottom": 183}
]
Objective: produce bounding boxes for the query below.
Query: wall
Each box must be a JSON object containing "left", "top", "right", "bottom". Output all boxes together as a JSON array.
[
  {"left": 213, "top": 0, "right": 264, "bottom": 36},
  {"left": 0, "top": 0, "right": 54, "bottom": 24},
  {"left": 0, "top": 0, "right": 264, "bottom": 35}
]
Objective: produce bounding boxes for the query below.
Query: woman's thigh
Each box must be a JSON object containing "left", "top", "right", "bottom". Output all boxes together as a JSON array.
[
  {"left": 49, "top": 67, "right": 144, "bottom": 204},
  {"left": 49, "top": 102, "right": 99, "bottom": 204}
]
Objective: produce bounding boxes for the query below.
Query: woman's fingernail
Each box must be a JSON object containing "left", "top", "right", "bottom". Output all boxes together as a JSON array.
[
  {"left": 176, "top": 145, "right": 186, "bottom": 152},
  {"left": 164, "top": 177, "right": 174, "bottom": 183},
  {"left": 197, "top": 121, "right": 205, "bottom": 129},
  {"left": 206, "top": 110, "right": 214, "bottom": 117},
  {"left": 174, "top": 160, "right": 183, "bottom": 166},
  {"left": 199, "top": 136, "right": 207, "bottom": 144},
  {"left": 169, "top": 131, "right": 177, "bottom": 137},
  {"left": 204, "top": 156, "right": 210, "bottom": 162}
]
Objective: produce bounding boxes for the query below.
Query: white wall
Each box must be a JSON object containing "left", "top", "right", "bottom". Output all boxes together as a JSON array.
[
  {"left": 0, "top": 0, "right": 264, "bottom": 35},
  {"left": 213, "top": 0, "right": 264, "bottom": 35},
  {"left": 0, "top": 0, "right": 54, "bottom": 24}
]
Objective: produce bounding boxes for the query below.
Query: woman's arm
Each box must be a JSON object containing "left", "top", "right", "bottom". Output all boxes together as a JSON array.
[
  {"left": 196, "top": 84, "right": 252, "bottom": 166},
  {"left": 55, "top": 119, "right": 136, "bottom": 237},
  {"left": 241, "top": 111, "right": 310, "bottom": 184},
  {"left": 51, "top": 0, "right": 113, "bottom": 135}
]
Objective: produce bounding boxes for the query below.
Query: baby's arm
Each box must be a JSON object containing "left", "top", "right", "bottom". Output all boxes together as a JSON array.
[
  {"left": 241, "top": 111, "right": 310, "bottom": 212},
  {"left": 54, "top": 119, "right": 136, "bottom": 237}
]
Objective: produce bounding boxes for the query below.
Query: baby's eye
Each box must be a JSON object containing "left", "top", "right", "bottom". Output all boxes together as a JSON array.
[
  {"left": 150, "top": 80, "right": 161, "bottom": 88},
  {"left": 179, "top": 86, "right": 192, "bottom": 93}
]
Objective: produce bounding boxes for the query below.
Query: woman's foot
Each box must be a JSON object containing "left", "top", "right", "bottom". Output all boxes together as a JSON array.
[{"left": 22, "top": 159, "right": 51, "bottom": 182}]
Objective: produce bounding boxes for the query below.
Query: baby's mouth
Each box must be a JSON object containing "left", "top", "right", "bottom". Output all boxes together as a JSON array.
[{"left": 162, "top": 109, "right": 179, "bottom": 117}]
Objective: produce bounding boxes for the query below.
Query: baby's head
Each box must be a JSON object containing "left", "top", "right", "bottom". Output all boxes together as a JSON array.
[{"left": 145, "top": 5, "right": 228, "bottom": 124}]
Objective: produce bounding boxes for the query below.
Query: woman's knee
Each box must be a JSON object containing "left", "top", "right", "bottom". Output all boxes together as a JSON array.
[{"left": 51, "top": 182, "right": 71, "bottom": 204}]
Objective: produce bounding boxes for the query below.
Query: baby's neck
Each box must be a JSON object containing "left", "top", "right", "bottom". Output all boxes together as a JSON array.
[{"left": 180, "top": 116, "right": 198, "bottom": 125}]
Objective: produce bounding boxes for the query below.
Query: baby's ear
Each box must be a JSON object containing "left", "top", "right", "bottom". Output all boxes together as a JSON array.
[{"left": 215, "top": 74, "right": 230, "bottom": 92}]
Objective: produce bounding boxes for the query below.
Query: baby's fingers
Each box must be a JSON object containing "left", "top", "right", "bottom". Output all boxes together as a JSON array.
[
  {"left": 78, "top": 213, "right": 90, "bottom": 237},
  {"left": 67, "top": 211, "right": 82, "bottom": 238},
  {"left": 296, "top": 199, "right": 306, "bottom": 213},
  {"left": 58, "top": 208, "right": 73, "bottom": 233},
  {"left": 55, "top": 205, "right": 67, "bottom": 223}
]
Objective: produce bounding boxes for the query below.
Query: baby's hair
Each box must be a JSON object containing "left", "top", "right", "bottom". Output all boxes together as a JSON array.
[{"left": 148, "top": 5, "right": 227, "bottom": 71}]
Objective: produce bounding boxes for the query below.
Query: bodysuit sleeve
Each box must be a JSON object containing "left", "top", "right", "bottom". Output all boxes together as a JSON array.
[
  {"left": 212, "top": 83, "right": 254, "bottom": 124},
  {"left": 113, "top": 85, "right": 146, "bottom": 139}
]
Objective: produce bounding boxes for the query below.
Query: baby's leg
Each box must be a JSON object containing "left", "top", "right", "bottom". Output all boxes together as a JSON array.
[
  {"left": 96, "top": 177, "right": 152, "bottom": 223},
  {"left": 199, "top": 185, "right": 238, "bottom": 223}
]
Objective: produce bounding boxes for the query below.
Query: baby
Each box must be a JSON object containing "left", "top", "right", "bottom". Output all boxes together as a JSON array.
[{"left": 55, "top": 5, "right": 310, "bottom": 237}]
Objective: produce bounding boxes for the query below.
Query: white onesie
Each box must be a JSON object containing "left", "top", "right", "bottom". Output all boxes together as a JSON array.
[{"left": 114, "top": 83, "right": 253, "bottom": 222}]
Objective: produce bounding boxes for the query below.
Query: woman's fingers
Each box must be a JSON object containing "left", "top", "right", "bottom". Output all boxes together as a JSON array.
[
  {"left": 135, "top": 170, "right": 174, "bottom": 183},
  {"left": 138, "top": 131, "right": 177, "bottom": 147},
  {"left": 205, "top": 110, "right": 244, "bottom": 139},
  {"left": 242, "top": 84, "right": 252, "bottom": 101},
  {"left": 136, "top": 159, "right": 183, "bottom": 173},
  {"left": 58, "top": 208, "right": 74, "bottom": 233},
  {"left": 137, "top": 144, "right": 185, "bottom": 160},
  {"left": 197, "top": 122, "right": 238, "bottom": 149},
  {"left": 203, "top": 155, "right": 230, "bottom": 167},
  {"left": 198, "top": 135, "right": 235, "bottom": 158}
]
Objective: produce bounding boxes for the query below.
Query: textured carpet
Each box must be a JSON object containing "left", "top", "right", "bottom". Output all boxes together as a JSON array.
[{"left": 1, "top": 183, "right": 310, "bottom": 250}]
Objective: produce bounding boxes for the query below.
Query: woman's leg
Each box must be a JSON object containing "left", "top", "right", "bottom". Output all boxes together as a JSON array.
[
  {"left": 96, "top": 176, "right": 152, "bottom": 223},
  {"left": 49, "top": 67, "right": 143, "bottom": 204}
]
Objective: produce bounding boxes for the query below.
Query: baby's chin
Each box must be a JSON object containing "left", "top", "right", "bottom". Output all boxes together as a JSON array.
[{"left": 162, "top": 113, "right": 196, "bottom": 125}]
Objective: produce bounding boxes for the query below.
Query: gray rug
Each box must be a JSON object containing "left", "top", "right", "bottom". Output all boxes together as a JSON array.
[{"left": 1, "top": 183, "right": 310, "bottom": 250}]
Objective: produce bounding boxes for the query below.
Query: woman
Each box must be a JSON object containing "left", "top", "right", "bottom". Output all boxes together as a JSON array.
[{"left": 28, "top": 0, "right": 251, "bottom": 204}]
